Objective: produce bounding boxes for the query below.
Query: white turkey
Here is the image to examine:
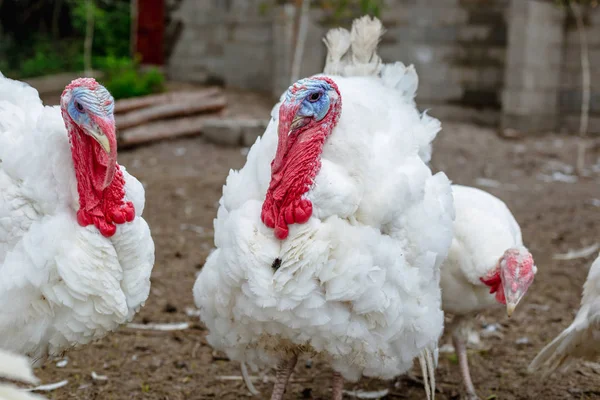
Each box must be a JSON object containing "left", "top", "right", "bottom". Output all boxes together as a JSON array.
[
  {"left": 440, "top": 184, "right": 536, "bottom": 399},
  {"left": 193, "top": 16, "right": 454, "bottom": 400},
  {"left": 528, "top": 251, "right": 600, "bottom": 375},
  {"left": 0, "top": 73, "right": 155, "bottom": 365},
  {"left": 0, "top": 349, "right": 45, "bottom": 400}
]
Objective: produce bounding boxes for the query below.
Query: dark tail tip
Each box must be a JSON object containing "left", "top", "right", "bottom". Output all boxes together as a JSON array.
[{"left": 271, "top": 258, "right": 282, "bottom": 271}]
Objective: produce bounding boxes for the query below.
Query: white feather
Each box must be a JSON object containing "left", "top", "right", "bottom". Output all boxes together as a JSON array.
[
  {"left": 0, "top": 349, "right": 45, "bottom": 400},
  {"left": 528, "top": 252, "right": 600, "bottom": 375},
  {"left": 441, "top": 185, "right": 526, "bottom": 315},
  {"left": 194, "top": 74, "right": 454, "bottom": 382},
  {"left": 0, "top": 73, "right": 155, "bottom": 365},
  {"left": 344, "top": 15, "right": 385, "bottom": 77},
  {"left": 323, "top": 28, "right": 351, "bottom": 76}
]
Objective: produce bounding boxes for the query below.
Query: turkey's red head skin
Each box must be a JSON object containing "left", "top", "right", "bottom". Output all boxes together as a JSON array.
[
  {"left": 480, "top": 247, "right": 536, "bottom": 306},
  {"left": 61, "top": 78, "right": 135, "bottom": 238},
  {"left": 261, "top": 77, "right": 342, "bottom": 240}
]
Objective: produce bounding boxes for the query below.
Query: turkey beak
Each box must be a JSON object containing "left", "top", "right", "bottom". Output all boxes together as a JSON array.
[
  {"left": 84, "top": 122, "right": 111, "bottom": 154},
  {"left": 506, "top": 301, "right": 517, "bottom": 318},
  {"left": 504, "top": 287, "right": 524, "bottom": 318},
  {"left": 86, "top": 115, "right": 118, "bottom": 189},
  {"left": 290, "top": 114, "right": 310, "bottom": 132}
]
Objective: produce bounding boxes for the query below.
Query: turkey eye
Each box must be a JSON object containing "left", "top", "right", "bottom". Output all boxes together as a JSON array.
[
  {"left": 308, "top": 92, "right": 321, "bottom": 102},
  {"left": 74, "top": 101, "right": 85, "bottom": 112}
]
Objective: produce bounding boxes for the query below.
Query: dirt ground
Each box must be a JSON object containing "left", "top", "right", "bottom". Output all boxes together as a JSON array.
[{"left": 32, "top": 90, "right": 600, "bottom": 400}]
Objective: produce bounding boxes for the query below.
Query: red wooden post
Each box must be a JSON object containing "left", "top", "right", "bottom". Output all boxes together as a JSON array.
[{"left": 135, "top": 0, "right": 164, "bottom": 65}]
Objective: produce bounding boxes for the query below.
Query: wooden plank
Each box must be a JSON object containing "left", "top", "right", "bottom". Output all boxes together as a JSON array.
[
  {"left": 115, "top": 95, "right": 227, "bottom": 130},
  {"left": 118, "top": 113, "right": 224, "bottom": 147},
  {"left": 114, "top": 87, "right": 221, "bottom": 114}
]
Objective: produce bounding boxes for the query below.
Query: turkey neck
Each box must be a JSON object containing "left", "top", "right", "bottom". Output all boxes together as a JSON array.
[
  {"left": 68, "top": 124, "right": 134, "bottom": 238},
  {"left": 261, "top": 100, "right": 341, "bottom": 240}
]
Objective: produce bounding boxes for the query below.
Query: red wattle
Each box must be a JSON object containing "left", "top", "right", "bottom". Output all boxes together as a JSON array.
[
  {"left": 480, "top": 269, "right": 506, "bottom": 305},
  {"left": 65, "top": 119, "right": 134, "bottom": 238},
  {"left": 261, "top": 77, "right": 341, "bottom": 240}
]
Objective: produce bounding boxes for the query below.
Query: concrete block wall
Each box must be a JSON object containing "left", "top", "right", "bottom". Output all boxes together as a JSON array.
[
  {"left": 379, "top": 0, "right": 509, "bottom": 125},
  {"left": 165, "top": 0, "right": 600, "bottom": 134},
  {"left": 166, "top": 0, "right": 510, "bottom": 126},
  {"left": 167, "top": 0, "right": 275, "bottom": 91},
  {"left": 559, "top": 6, "right": 600, "bottom": 134},
  {"left": 502, "top": 0, "right": 566, "bottom": 132}
]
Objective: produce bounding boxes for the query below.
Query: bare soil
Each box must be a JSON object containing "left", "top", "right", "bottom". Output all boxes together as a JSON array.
[{"left": 33, "top": 91, "right": 600, "bottom": 399}]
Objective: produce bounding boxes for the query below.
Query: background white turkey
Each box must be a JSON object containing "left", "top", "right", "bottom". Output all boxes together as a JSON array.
[
  {"left": 440, "top": 184, "right": 536, "bottom": 399},
  {"left": 193, "top": 16, "right": 454, "bottom": 400},
  {"left": 0, "top": 349, "right": 45, "bottom": 400},
  {"left": 528, "top": 251, "right": 600, "bottom": 375},
  {"left": 0, "top": 74, "right": 155, "bottom": 365}
]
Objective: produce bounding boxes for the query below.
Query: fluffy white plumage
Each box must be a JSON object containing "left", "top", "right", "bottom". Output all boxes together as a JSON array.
[
  {"left": 0, "top": 73, "right": 155, "bottom": 365},
  {"left": 441, "top": 185, "right": 524, "bottom": 316},
  {"left": 193, "top": 23, "right": 454, "bottom": 390},
  {"left": 528, "top": 252, "right": 600, "bottom": 375},
  {"left": 439, "top": 184, "right": 535, "bottom": 400},
  {"left": 0, "top": 349, "right": 45, "bottom": 400}
]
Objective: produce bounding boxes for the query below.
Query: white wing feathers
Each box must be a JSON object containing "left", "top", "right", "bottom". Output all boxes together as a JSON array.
[{"left": 528, "top": 253, "right": 600, "bottom": 375}]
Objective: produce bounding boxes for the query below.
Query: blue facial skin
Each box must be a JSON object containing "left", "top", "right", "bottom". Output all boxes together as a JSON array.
[
  {"left": 287, "top": 78, "right": 333, "bottom": 122},
  {"left": 67, "top": 86, "right": 114, "bottom": 127}
]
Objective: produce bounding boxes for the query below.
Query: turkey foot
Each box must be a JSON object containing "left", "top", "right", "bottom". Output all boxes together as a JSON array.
[
  {"left": 452, "top": 330, "right": 481, "bottom": 400},
  {"left": 270, "top": 354, "right": 298, "bottom": 400},
  {"left": 332, "top": 371, "right": 343, "bottom": 400}
]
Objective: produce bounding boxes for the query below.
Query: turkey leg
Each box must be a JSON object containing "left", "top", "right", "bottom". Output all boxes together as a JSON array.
[
  {"left": 332, "top": 371, "right": 343, "bottom": 400},
  {"left": 452, "top": 327, "right": 480, "bottom": 400},
  {"left": 270, "top": 354, "right": 298, "bottom": 400}
]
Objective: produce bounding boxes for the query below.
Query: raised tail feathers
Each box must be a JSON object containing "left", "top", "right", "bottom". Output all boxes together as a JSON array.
[
  {"left": 322, "top": 28, "right": 351, "bottom": 76},
  {"left": 343, "top": 15, "right": 385, "bottom": 77}
]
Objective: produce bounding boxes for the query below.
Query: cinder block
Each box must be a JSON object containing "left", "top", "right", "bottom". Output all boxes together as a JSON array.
[
  {"left": 457, "top": 25, "right": 492, "bottom": 42},
  {"left": 420, "top": 103, "right": 500, "bottom": 126},
  {"left": 502, "top": 89, "right": 559, "bottom": 114},
  {"left": 504, "top": 66, "right": 562, "bottom": 90},
  {"left": 560, "top": 115, "right": 600, "bottom": 135},
  {"left": 222, "top": 42, "right": 272, "bottom": 91},
  {"left": 231, "top": 24, "right": 272, "bottom": 44},
  {"left": 501, "top": 113, "right": 558, "bottom": 133},
  {"left": 559, "top": 90, "right": 600, "bottom": 114}
]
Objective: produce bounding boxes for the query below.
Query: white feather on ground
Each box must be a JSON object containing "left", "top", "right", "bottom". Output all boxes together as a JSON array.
[
  {"left": 0, "top": 73, "right": 155, "bottom": 365},
  {"left": 528, "top": 252, "right": 600, "bottom": 375}
]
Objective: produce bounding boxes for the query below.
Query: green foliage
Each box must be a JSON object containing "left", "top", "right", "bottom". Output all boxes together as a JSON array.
[
  {"left": 317, "top": 0, "right": 384, "bottom": 19},
  {"left": 2, "top": 0, "right": 163, "bottom": 99},
  {"left": 69, "top": 0, "right": 131, "bottom": 58},
  {"left": 18, "top": 38, "right": 83, "bottom": 78},
  {"left": 99, "top": 56, "right": 165, "bottom": 100}
]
